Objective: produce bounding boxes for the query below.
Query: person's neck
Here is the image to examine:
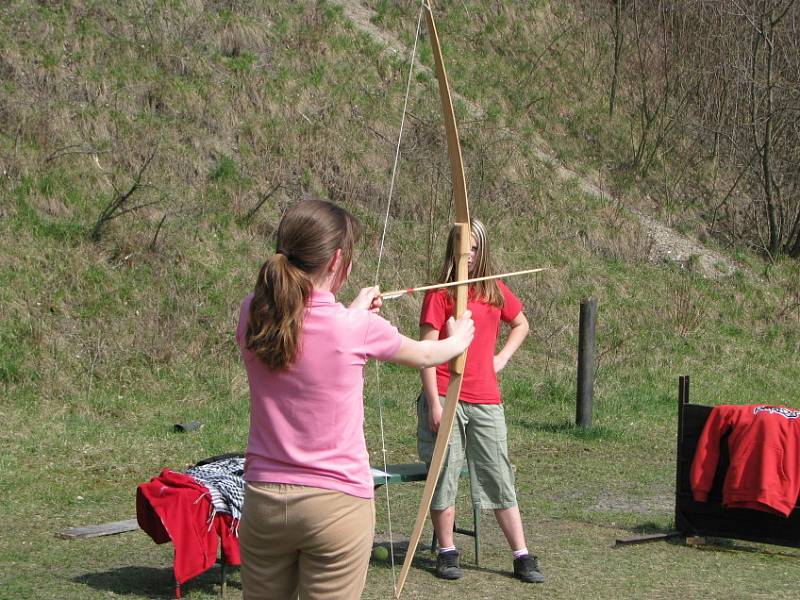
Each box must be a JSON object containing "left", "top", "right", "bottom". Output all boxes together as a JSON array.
[{"left": 312, "top": 273, "right": 337, "bottom": 294}]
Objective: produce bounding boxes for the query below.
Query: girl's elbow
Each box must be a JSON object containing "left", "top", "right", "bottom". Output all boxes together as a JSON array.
[{"left": 417, "top": 348, "right": 436, "bottom": 370}]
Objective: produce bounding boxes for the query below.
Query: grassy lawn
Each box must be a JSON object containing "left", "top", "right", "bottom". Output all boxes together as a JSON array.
[{"left": 5, "top": 381, "right": 800, "bottom": 600}]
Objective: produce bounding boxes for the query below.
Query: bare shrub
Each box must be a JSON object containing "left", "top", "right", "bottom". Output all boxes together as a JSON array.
[{"left": 665, "top": 282, "right": 705, "bottom": 337}]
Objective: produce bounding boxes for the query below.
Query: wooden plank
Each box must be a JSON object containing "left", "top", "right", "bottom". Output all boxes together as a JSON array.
[
  {"left": 685, "top": 535, "right": 707, "bottom": 546},
  {"left": 56, "top": 518, "right": 139, "bottom": 539},
  {"left": 614, "top": 532, "right": 682, "bottom": 546}
]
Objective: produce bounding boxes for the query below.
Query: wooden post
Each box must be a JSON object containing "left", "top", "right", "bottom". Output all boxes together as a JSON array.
[
  {"left": 576, "top": 298, "right": 597, "bottom": 428},
  {"left": 675, "top": 374, "right": 689, "bottom": 529}
]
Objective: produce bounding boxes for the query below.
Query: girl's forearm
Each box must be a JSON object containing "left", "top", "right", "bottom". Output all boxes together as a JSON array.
[
  {"left": 496, "top": 318, "right": 529, "bottom": 362},
  {"left": 390, "top": 335, "right": 462, "bottom": 369},
  {"left": 417, "top": 337, "right": 462, "bottom": 368},
  {"left": 421, "top": 366, "right": 439, "bottom": 405}
]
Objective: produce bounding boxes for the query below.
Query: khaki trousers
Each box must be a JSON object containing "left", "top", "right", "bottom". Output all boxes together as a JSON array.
[
  {"left": 417, "top": 394, "right": 518, "bottom": 510},
  {"left": 240, "top": 482, "right": 374, "bottom": 600}
]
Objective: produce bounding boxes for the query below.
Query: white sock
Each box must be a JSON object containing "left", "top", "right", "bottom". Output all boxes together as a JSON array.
[
  {"left": 437, "top": 545, "right": 457, "bottom": 554},
  {"left": 513, "top": 547, "right": 529, "bottom": 559}
]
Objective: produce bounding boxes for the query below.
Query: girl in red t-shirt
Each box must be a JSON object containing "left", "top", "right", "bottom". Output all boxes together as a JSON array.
[{"left": 418, "top": 218, "right": 544, "bottom": 584}]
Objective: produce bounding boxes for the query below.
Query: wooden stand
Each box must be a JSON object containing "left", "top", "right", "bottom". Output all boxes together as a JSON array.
[{"left": 675, "top": 375, "right": 800, "bottom": 547}]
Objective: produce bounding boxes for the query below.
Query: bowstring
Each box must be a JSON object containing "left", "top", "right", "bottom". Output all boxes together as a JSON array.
[{"left": 373, "top": 2, "right": 425, "bottom": 590}]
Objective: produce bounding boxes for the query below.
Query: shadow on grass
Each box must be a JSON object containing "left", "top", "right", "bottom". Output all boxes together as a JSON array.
[
  {"left": 369, "top": 540, "right": 508, "bottom": 579},
  {"left": 625, "top": 521, "right": 677, "bottom": 534},
  {"left": 370, "top": 540, "right": 438, "bottom": 571},
  {"left": 615, "top": 523, "right": 800, "bottom": 556},
  {"left": 73, "top": 564, "right": 240, "bottom": 598},
  {"left": 621, "top": 522, "right": 800, "bottom": 556},
  {"left": 519, "top": 419, "right": 621, "bottom": 441},
  {"left": 683, "top": 536, "right": 800, "bottom": 558}
]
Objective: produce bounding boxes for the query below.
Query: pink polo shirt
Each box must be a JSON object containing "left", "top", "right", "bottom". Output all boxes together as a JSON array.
[{"left": 236, "top": 290, "right": 403, "bottom": 499}]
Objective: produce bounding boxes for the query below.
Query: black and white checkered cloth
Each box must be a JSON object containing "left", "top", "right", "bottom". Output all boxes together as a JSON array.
[{"left": 186, "top": 456, "right": 245, "bottom": 523}]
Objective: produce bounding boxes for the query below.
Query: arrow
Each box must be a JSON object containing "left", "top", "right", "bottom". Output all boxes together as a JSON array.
[{"left": 381, "top": 267, "right": 551, "bottom": 300}]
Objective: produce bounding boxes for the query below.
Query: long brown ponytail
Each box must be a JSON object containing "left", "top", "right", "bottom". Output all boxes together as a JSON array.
[{"left": 245, "top": 199, "right": 360, "bottom": 370}]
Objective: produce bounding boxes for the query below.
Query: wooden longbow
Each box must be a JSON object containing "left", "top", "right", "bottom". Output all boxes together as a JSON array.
[{"left": 394, "top": 2, "right": 471, "bottom": 596}]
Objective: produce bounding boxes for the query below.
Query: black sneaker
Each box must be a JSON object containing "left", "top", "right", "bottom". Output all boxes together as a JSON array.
[
  {"left": 435, "top": 550, "right": 464, "bottom": 580},
  {"left": 513, "top": 554, "right": 544, "bottom": 583}
]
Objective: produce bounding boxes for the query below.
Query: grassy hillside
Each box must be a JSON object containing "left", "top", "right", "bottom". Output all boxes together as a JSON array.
[{"left": 2, "top": 1, "right": 800, "bottom": 598}]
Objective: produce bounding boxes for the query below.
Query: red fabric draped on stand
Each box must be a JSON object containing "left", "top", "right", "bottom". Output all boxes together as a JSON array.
[
  {"left": 690, "top": 404, "right": 800, "bottom": 517},
  {"left": 136, "top": 469, "right": 240, "bottom": 591}
]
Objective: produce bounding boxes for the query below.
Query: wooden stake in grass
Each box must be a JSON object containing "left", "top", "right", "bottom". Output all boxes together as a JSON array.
[{"left": 381, "top": 267, "right": 551, "bottom": 300}]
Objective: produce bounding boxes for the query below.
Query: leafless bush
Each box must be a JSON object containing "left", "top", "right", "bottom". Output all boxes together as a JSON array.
[
  {"left": 90, "top": 145, "right": 161, "bottom": 241},
  {"left": 666, "top": 282, "right": 705, "bottom": 337}
]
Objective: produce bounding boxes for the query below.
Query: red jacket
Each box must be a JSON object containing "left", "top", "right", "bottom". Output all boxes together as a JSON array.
[
  {"left": 136, "top": 469, "right": 240, "bottom": 585},
  {"left": 691, "top": 404, "right": 800, "bottom": 517}
]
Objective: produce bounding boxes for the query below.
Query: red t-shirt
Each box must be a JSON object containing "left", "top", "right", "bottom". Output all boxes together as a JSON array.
[{"left": 419, "top": 280, "right": 523, "bottom": 404}]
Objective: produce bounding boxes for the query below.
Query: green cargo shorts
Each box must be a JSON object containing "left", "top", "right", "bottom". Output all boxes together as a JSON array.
[{"left": 416, "top": 393, "right": 518, "bottom": 510}]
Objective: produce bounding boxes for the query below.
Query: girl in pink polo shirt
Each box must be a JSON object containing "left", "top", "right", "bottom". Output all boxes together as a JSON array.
[
  {"left": 236, "top": 199, "right": 473, "bottom": 600},
  {"left": 417, "top": 218, "right": 544, "bottom": 584}
]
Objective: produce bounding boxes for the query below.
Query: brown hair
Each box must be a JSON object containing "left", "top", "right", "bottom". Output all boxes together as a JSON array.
[
  {"left": 245, "top": 199, "right": 360, "bottom": 370},
  {"left": 438, "top": 218, "right": 503, "bottom": 307}
]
